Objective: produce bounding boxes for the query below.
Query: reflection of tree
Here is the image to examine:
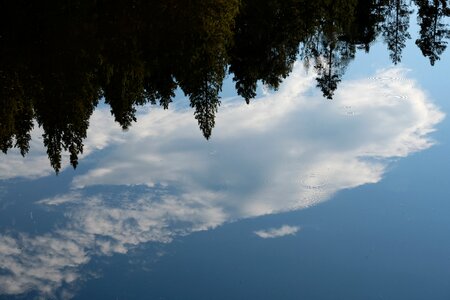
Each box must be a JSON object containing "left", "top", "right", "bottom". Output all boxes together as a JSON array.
[
  {"left": 415, "top": 0, "right": 450, "bottom": 65},
  {"left": 1, "top": 1, "right": 101, "bottom": 171},
  {"left": 300, "top": 0, "right": 357, "bottom": 99},
  {"left": 228, "top": 0, "right": 310, "bottom": 103},
  {"left": 0, "top": 0, "right": 447, "bottom": 171},
  {"left": 0, "top": 70, "right": 33, "bottom": 157},
  {"left": 380, "top": 0, "right": 413, "bottom": 64},
  {"left": 344, "top": 0, "right": 386, "bottom": 52},
  {"left": 312, "top": 40, "right": 356, "bottom": 99}
]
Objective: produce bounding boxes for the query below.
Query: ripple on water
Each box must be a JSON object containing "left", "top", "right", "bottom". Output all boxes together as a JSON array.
[
  {"left": 384, "top": 94, "right": 409, "bottom": 100},
  {"left": 339, "top": 105, "right": 360, "bottom": 117},
  {"left": 300, "top": 173, "right": 327, "bottom": 190},
  {"left": 367, "top": 76, "right": 412, "bottom": 82}
]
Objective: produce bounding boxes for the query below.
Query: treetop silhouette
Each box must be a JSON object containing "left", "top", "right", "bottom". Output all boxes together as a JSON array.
[{"left": 1, "top": 0, "right": 448, "bottom": 172}]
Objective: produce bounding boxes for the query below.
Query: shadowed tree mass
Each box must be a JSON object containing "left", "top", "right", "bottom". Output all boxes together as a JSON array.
[
  {"left": 415, "top": 0, "right": 450, "bottom": 65},
  {"left": 1, "top": 0, "right": 449, "bottom": 172}
]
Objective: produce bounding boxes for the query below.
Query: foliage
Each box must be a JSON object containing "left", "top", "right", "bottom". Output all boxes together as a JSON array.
[
  {"left": 415, "top": 0, "right": 450, "bottom": 65},
  {"left": 1, "top": 0, "right": 448, "bottom": 171}
]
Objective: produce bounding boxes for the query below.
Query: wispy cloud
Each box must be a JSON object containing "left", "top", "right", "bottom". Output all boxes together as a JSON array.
[
  {"left": 70, "top": 65, "right": 444, "bottom": 217},
  {"left": 0, "top": 64, "right": 444, "bottom": 298},
  {"left": 37, "top": 192, "right": 84, "bottom": 206},
  {"left": 0, "top": 108, "right": 127, "bottom": 180},
  {"left": 254, "top": 225, "right": 300, "bottom": 238},
  {"left": 0, "top": 233, "right": 88, "bottom": 297}
]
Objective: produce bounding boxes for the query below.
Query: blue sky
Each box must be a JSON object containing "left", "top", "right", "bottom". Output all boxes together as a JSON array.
[{"left": 0, "top": 58, "right": 446, "bottom": 298}]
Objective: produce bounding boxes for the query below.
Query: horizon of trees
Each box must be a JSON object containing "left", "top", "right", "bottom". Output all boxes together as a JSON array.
[{"left": 1, "top": 0, "right": 449, "bottom": 172}]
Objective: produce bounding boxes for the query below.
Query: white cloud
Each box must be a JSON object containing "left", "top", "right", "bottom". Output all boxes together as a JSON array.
[
  {"left": 254, "top": 225, "right": 300, "bottom": 239},
  {"left": 69, "top": 64, "right": 444, "bottom": 218},
  {"left": 0, "top": 190, "right": 228, "bottom": 297},
  {"left": 37, "top": 192, "right": 84, "bottom": 206},
  {"left": 0, "top": 107, "right": 127, "bottom": 180},
  {"left": 0, "top": 64, "right": 444, "bottom": 298},
  {"left": 0, "top": 126, "right": 54, "bottom": 179},
  {"left": 0, "top": 233, "right": 88, "bottom": 297}
]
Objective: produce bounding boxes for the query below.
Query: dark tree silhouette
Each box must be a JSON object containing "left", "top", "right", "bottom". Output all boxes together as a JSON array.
[
  {"left": 228, "top": 0, "right": 311, "bottom": 103},
  {"left": 0, "top": 0, "right": 447, "bottom": 172},
  {"left": 0, "top": 70, "right": 33, "bottom": 157},
  {"left": 300, "top": 0, "right": 357, "bottom": 99},
  {"left": 313, "top": 40, "right": 356, "bottom": 99},
  {"left": 415, "top": 0, "right": 450, "bottom": 65},
  {"left": 380, "top": 0, "right": 413, "bottom": 64}
]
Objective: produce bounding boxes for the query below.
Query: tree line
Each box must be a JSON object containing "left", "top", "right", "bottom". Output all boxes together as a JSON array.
[{"left": 1, "top": 0, "right": 449, "bottom": 172}]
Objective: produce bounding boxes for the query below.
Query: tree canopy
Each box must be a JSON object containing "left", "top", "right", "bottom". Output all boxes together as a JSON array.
[{"left": 1, "top": 0, "right": 449, "bottom": 172}]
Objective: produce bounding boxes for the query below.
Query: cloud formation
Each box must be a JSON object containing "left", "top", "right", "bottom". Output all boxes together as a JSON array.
[
  {"left": 0, "top": 107, "right": 127, "bottom": 180},
  {"left": 0, "top": 232, "right": 88, "bottom": 297},
  {"left": 70, "top": 65, "right": 444, "bottom": 217},
  {"left": 254, "top": 225, "right": 300, "bottom": 238},
  {"left": 0, "top": 64, "right": 444, "bottom": 298},
  {"left": 0, "top": 190, "right": 227, "bottom": 298}
]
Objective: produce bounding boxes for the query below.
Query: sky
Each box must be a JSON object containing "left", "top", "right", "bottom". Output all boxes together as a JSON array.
[{"left": 0, "top": 61, "right": 445, "bottom": 298}]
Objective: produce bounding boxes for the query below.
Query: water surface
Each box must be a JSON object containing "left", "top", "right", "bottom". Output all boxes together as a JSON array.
[{"left": 1, "top": 1, "right": 450, "bottom": 299}]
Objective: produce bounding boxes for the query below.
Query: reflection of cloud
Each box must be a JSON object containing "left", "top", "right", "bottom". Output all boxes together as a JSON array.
[
  {"left": 0, "top": 108, "right": 126, "bottom": 180},
  {"left": 0, "top": 190, "right": 228, "bottom": 298},
  {"left": 71, "top": 65, "right": 443, "bottom": 217},
  {"left": 0, "top": 233, "right": 87, "bottom": 298},
  {"left": 0, "top": 126, "right": 53, "bottom": 179},
  {"left": 0, "top": 64, "right": 445, "bottom": 298},
  {"left": 38, "top": 192, "right": 83, "bottom": 206},
  {"left": 254, "top": 225, "right": 300, "bottom": 239}
]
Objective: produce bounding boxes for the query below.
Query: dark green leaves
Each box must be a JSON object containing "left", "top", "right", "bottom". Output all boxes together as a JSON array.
[{"left": 1, "top": 0, "right": 448, "bottom": 171}]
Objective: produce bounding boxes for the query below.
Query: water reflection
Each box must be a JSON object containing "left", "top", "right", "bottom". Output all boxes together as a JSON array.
[
  {"left": 1, "top": 0, "right": 449, "bottom": 170},
  {"left": 254, "top": 225, "right": 300, "bottom": 239},
  {"left": 0, "top": 65, "right": 444, "bottom": 298}
]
